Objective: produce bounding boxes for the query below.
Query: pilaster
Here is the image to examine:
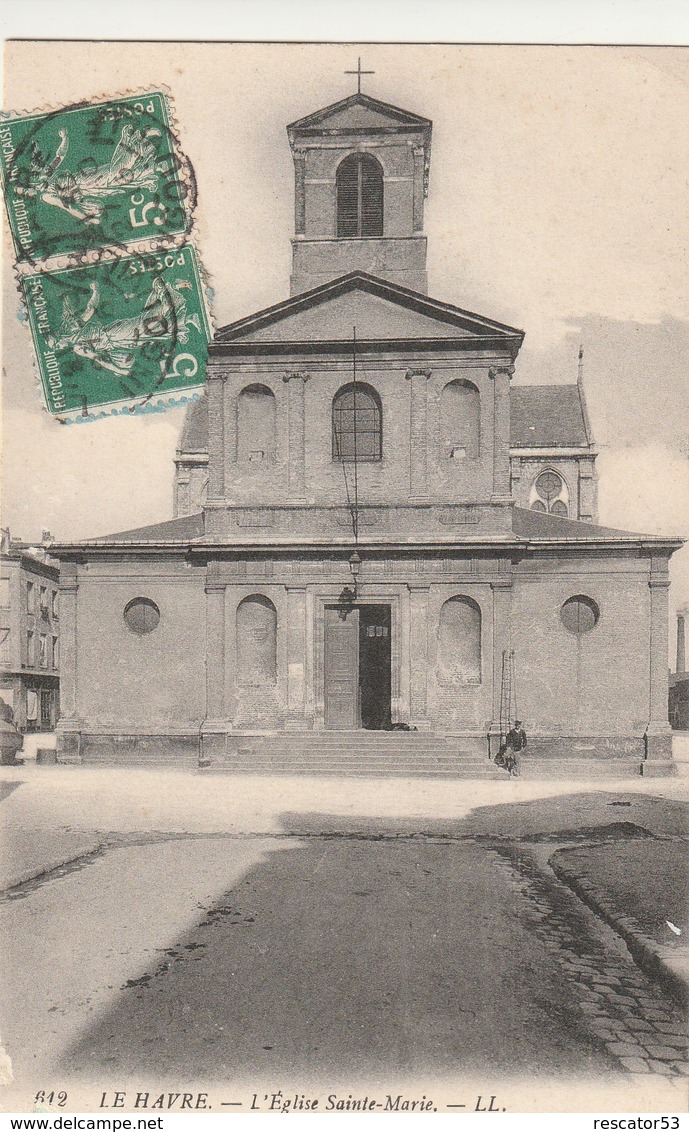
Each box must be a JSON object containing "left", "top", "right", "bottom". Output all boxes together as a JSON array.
[
  {"left": 489, "top": 365, "right": 514, "bottom": 503},
  {"left": 55, "top": 561, "right": 80, "bottom": 762},
  {"left": 489, "top": 577, "right": 513, "bottom": 741},
  {"left": 293, "top": 148, "right": 306, "bottom": 236},
  {"left": 283, "top": 371, "right": 309, "bottom": 503},
  {"left": 408, "top": 583, "right": 431, "bottom": 730},
  {"left": 285, "top": 585, "right": 310, "bottom": 730},
  {"left": 645, "top": 562, "right": 674, "bottom": 770},
  {"left": 207, "top": 369, "right": 227, "bottom": 499},
  {"left": 411, "top": 144, "right": 425, "bottom": 232},
  {"left": 406, "top": 368, "right": 431, "bottom": 502}
]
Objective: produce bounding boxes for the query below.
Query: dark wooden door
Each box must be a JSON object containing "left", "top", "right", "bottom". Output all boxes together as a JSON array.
[{"left": 324, "top": 606, "right": 360, "bottom": 729}]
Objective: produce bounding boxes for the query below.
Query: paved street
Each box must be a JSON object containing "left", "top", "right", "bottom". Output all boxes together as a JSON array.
[{"left": 1, "top": 764, "right": 687, "bottom": 1112}]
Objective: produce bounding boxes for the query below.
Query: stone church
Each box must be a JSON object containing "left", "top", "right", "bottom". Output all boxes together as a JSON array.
[{"left": 54, "top": 89, "right": 681, "bottom": 776}]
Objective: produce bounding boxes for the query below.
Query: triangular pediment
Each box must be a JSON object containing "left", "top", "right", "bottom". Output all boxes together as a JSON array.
[
  {"left": 214, "top": 273, "right": 523, "bottom": 348},
  {"left": 287, "top": 93, "right": 431, "bottom": 137}
]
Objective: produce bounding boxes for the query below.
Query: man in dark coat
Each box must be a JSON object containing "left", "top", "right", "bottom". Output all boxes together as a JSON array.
[{"left": 504, "top": 719, "right": 527, "bottom": 776}]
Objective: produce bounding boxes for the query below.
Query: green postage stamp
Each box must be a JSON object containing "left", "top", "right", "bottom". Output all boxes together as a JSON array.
[
  {"left": 1, "top": 91, "right": 211, "bottom": 419},
  {"left": 0, "top": 92, "right": 193, "bottom": 262},
  {"left": 22, "top": 245, "right": 211, "bottom": 417}
]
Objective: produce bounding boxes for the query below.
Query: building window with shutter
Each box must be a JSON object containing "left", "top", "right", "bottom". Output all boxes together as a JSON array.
[
  {"left": 52, "top": 635, "right": 59, "bottom": 669},
  {"left": 26, "top": 630, "right": 34, "bottom": 667},
  {"left": 26, "top": 581, "right": 35, "bottom": 614},
  {"left": 336, "top": 154, "right": 384, "bottom": 238},
  {"left": 39, "top": 634, "right": 48, "bottom": 667},
  {"left": 51, "top": 591, "right": 59, "bottom": 618},
  {"left": 332, "top": 383, "right": 383, "bottom": 461}
]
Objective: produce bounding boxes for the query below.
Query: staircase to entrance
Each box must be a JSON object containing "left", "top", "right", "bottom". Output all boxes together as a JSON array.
[{"left": 206, "top": 729, "right": 507, "bottom": 779}]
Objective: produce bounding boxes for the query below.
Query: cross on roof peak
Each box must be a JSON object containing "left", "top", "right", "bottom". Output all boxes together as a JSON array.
[{"left": 345, "top": 57, "right": 375, "bottom": 94}]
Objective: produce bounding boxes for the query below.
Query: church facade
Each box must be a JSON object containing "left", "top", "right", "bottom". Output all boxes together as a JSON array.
[{"left": 54, "top": 91, "right": 681, "bottom": 776}]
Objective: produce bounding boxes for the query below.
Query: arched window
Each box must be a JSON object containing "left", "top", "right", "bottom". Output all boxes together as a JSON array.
[
  {"left": 530, "top": 469, "right": 569, "bottom": 516},
  {"left": 440, "top": 379, "right": 480, "bottom": 459},
  {"left": 237, "top": 595, "right": 277, "bottom": 685},
  {"left": 438, "top": 596, "right": 482, "bottom": 682},
  {"left": 237, "top": 384, "right": 276, "bottom": 464},
  {"left": 336, "top": 154, "right": 384, "bottom": 238},
  {"left": 332, "top": 383, "right": 382, "bottom": 461}
]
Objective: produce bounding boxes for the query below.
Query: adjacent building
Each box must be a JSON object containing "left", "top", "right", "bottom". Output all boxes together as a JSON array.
[
  {"left": 0, "top": 529, "right": 60, "bottom": 732},
  {"left": 52, "top": 89, "right": 682, "bottom": 776}
]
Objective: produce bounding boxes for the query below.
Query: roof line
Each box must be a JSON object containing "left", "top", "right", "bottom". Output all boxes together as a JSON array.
[
  {"left": 287, "top": 92, "right": 432, "bottom": 133},
  {"left": 214, "top": 270, "right": 525, "bottom": 343}
]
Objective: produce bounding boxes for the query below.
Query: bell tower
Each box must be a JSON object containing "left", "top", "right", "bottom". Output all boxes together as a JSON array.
[{"left": 287, "top": 89, "right": 432, "bottom": 295}]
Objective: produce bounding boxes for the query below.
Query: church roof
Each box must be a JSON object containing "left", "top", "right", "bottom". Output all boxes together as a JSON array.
[
  {"left": 52, "top": 505, "right": 682, "bottom": 554},
  {"left": 78, "top": 513, "right": 205, "bottom": 545},
  {"left": 287, "top": 92, "right": 432, "bottom": 138},
  {"left": 213, "top": 271, "right": 524, "bottom": 348},
  {"left": 511, "top": 507, "right": 657, "bottom": 542},
  {"left": 510, "top": 385, "right": 591, "bottom": 448}
]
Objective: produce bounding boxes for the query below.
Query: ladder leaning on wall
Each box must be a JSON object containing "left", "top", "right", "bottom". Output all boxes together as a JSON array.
[{"left": 488, "top": 649, "right": 518, "bottom": 760}]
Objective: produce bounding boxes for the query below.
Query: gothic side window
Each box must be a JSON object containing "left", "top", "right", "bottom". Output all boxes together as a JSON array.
[
  {"left": 530, "top": 469, "right": 569, "bottom": 516},
  {"left": 336, "top": 154, "right": 384, "bottom": 238},
  {"left": 332, "top": 383, "right": 382, "bottom": 461},
  {"left": 440, "top": 379, "right": 480, "bottom": 459},
  {"left": 237, "top": 384, "right": 276, "bottom": 464},
  {"left": 438, "top": 596, "right": 482, "bottom": 682},
  {"left": 237, "top": 595, "right": 277, "bottom": 686}
]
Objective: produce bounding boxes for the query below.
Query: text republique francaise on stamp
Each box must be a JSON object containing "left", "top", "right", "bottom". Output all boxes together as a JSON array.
[{"left": 0, "top": 91, "right": 212, "bottom": 419}]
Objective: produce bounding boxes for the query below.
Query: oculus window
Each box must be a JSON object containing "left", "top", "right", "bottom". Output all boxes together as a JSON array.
[
  {"left": 124, "top": 598, "right": 161, "bottom": 635},
  {"left": 560, "top": 595, "right": 599, "bottom": 634}
]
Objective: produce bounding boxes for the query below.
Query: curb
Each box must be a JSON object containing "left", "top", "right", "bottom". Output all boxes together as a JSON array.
[
  {"left": 551, "top": 856, "right": 688, "bottom": 1008},
  {"left": 1, "top": 840, "right": 102, "bottom": 893}
]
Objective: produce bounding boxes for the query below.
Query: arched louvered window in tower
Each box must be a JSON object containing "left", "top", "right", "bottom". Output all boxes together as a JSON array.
[
  {"left": 332, "top": 383, "right": 382, "bottom": 461},
  {"left": 336, "top": 154, "right": 384, "bottom": 238}
]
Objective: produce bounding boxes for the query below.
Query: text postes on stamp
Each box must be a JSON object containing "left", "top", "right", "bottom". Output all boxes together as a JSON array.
[
  {"left": 1, "top": 93, "right": 192, "bottom": 264},
  {"left": 21, "top": 244, "right": 211, "bottom": 418}
]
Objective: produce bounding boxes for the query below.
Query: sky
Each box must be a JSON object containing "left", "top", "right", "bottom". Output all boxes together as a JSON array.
[{"left": 2, "top": 41, "right": 689, "bottom": 647}]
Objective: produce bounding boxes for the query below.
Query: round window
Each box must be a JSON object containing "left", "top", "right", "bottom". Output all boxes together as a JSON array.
[
  {"left": 560, "top": 595, "right": 599, "bottom": 634},
  {"left": 535, "top": 470, "right": 563, "bottom": 502},
  {"left": 124, "top": 597, "right": 160, "bottom": 635}
]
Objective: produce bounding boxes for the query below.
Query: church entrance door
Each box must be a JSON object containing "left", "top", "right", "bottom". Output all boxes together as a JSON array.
[{"left": 323, "top": 603, "right": 392, "bottom": 730}]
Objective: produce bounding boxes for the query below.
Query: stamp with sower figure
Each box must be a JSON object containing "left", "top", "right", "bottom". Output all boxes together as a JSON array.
[
  {"left": 0, "top": 92, "right": 194, "bottom": 263},
  {"left": 1, "top": 91, "right": 211, "bottom": 419},
  {"left": 21, "top": 245, "right": 211, "bottom": 417}
]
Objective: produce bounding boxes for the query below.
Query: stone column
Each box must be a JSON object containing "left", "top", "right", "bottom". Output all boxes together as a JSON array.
[
  {"left": 283, "top": 371, "right": 309, "bottom": 502},
  {"left": 489, "top": 365, "right": 514, "bottom": 502},
  {"left": 408, "top": 584, "right": 431, "bottom": 730},
  {"left": 201, "top": 569, "right": 226, "bottom": 766},
  {"left": 285, "top": 585, "right": 310, "bottom": 730},
  {"left": 206, "top": 368, "right": 227, "bottom": 499},
  {"left": 55, "top": 560, "right": 81, "bottom": 762},
  {"left": 406, "top": 368, "right": 431, "bottom": 503},
  {"left": 645, "top": 561, "right": 674, "bottom": 771},
  {"left": 489, "top": 577, "right": 513, "bottom": 747}
]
